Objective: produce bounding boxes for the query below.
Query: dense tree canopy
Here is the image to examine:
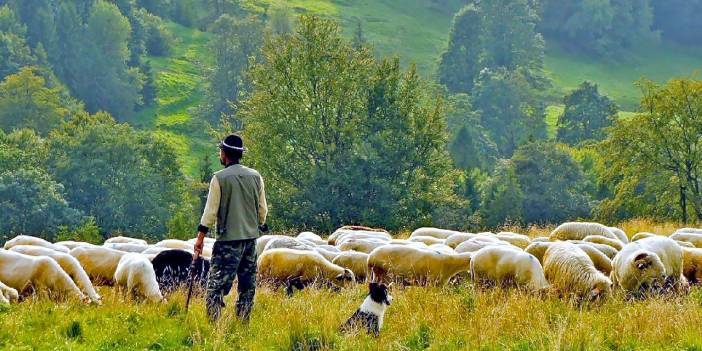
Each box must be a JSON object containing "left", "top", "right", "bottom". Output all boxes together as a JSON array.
[{"left": 557, "top": 81, "right": 618, "bottom": 145}]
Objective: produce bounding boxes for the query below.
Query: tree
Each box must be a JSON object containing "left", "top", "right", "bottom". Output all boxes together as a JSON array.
[
  {"left": 140, "top": 60, "right": 157, "bottom": 107},
  {"left": 511, "top": 141, "right": 591, "bottom": 224},
  {"left": 47, "top": 111, "right": 184, "bottom": 238},
  {"left": 479, "top": 160, "right": 524, "bottom": 227},
  {"left": 650, "top": 0, "right": 702, "bottom": 44},
  {"left": 472, "top": 67, "right": 547, "bottom": 156},
  {"left": 0, "top": 5, "right": 39, "bottom": 80},
  {"left": 266, "top": 3, "right": 292, "bottom": 36},
  {"left": 0, "top": 168, "right": 83, "bottom": 241},
  {"left": 241, "top": 16, "right": 461, "bottom": 231},
  {"left": 0, "top": 67, "right": 67, "bottom": 135},
  {"left": 438, "top": 5, "right": 481, "bottom": 94},
  {"left": 351, "top": 18, "right": 366, "bottom": 49},
  {"left": 598, "top": 77, "right": 702, "bottom": 223},
  {"left": 557, "top": 81, "right": 618, "bottom": 145},
  {"left": 445, "top": 94, "right": 497, "bottom": 170}
]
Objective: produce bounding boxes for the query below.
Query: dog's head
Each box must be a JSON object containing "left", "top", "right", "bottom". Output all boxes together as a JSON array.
[{"left": 368, "top": 282, "right": 392, "bottom": 306}]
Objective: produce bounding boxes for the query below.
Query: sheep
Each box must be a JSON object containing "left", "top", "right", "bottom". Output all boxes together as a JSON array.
[
  {"left": 542, "top": 242, "right": 612, "bottom": 300},
  {"left": 455, "top": 237, "right": 511, "bottom": 254},
  {"left": 674, "top": 228, "right": 702, "bottom": 235},
  {"left": 257, "top": 248, "right": 355, "bottom": 295},
  {"left": 611, "top": 236, "right": 687, "bottom": 296},
  {"left": 531, "top": 237, "right": 550, "bottom": 243},
  {"left": 332, "top": 251, "right": 369, "bottom": 282},
  {"left": 567, "top": 241, "right": 619, "bottom": 259},
  {"left": 608, "top": 227, "right": 629, "bottom": 243},
  {"left": 0, "top": 249, "right": 86, "bottom": 301},
  {"left": 677, "top": 240, "right": 696, "bottom": 248},
  {"left": 669, "top": 232, "right": 702, "bottom": 248},
  {"left": 141, "top": 246, "right": 181, "bottom": 255},
  {"left": 583, "top": 235, "right": 624, "bottom": 251},
  {"left": 256, "top": 235, "right": 292, "bottom": 256},
  {"left": 367, "top": 245, "right": 472, "bottom": 286},
  {"left": 428, "top": 244, "right": 454, "bottom": 253},
  {"left": 104, "top": 236, "right": 148, "bottom": 246},
  {"left": 151, "top": 249, "right": 210, "bottom": 293},
  {"left": 445, "top": 233, "right": 478, "bottom": 248},
  {"left": 328, "top": 226, "right": 391, "bottom": 246},
  {"left": 103, "top": 243, "right": 150, "bottom": 253},
  {"left": 495, "top": 232, "right": 531, "bottom": 249},
  {"left": 0, "top": 281, "right": 18, "bottom": 304},
  {"left": 408, "top": 236, "right": 445, "bottom": 246},
  {"left": 526, "top": 242, "right": 612, "bottom": 275},
  {"left": 297, "top": 232, "right": 326, "bottom": 245},
  {"left": 114, "top": 253, "right": 164, "bottom": 302},
  {"left": 9, "top": 245, "right": 101, "bottom": 303},
  {"left": 154, "top": 239, "right": 212, "bottom": 258},
  {"left": 409, "top": 227, "right": 462, "bottom": 240},
  {"left": 470, "top": 245, "right": 549, "bottom": 292},
  {"left": 631, "top": 232, "right": 659, "bottom": 242},
  {"left": 263, "top": 237, "right": 315, "bottom": 252},
  {"left": 549, "top": 222, "right": 619, "bottom": 242},
  {"left": 70, "top": 245, "right": 127, "bottom": 284},
  {"left": 3, "top": 235, "right": 69, "bottom": 253},
  {"left": 682, "top": 248, "right": 702, "bottom": 285},
  {"left": 55, "top": 241, "right": 92, "bottom": 250},
  {"left": 337, "top": 238, "right": 389, "bottom": 254}
]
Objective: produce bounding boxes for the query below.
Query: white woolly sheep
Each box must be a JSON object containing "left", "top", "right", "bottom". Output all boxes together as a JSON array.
[
  {"left": 0, "top": 249, "right": 86, "bottom": 301},
  {"left": 332, "top": 251, "right": 369, "bottom": 282},
  {"left": 531, "top": 237, "right": 550, "bottom": 243},
  {"left": 455, "top": 237, "right": 511, "bottom": 254},
  {"left": 256, "top": 235, "right": 290, "bottom": 256},
  {"left": 70, "top": 245, "right": 127, "bottom": 284},
  {"left": 367, "top": 245, "right": 472, "bottom": 286},
  {"left": 677, "top": 240, "right": 696, "bottom": 248},
  {"left": 470, "top": 245, "right": 549, "bottom": 292},
  {"left": 263, "top": 237, "right": 314, "bottom": 252},
  {"left": 258, "top": 248, "right": 355, "bottom": 294},
  {"left": 103, "top": 243, "right": 150, "bottom": 253},
  {"left": 114, "top": 253, "right": 164, "bottom": 302},
  {"left": 3, "top": 235, "right": 69, "bottom": 253},
  {"left": 549, "top": 222, "right": 619, "bottom": 242},
  {"left": 0, "top": 280, "right": 18, "bottom": 304},
  {"left": 674, "top": 228, "right": 702, "bottom": 235},
  {"left": 409, "top": 227, "right": 463, "bottom": 240},
  {"left": 611, "top": 236, "right": 686, "bottom": 296},
  {"left": 567, "top": 241, "right": 619, "bottom": 259},
  {"left": 682, "top": 247, "right": 702, "bottom": 285},
  {"left": 297, "top": 232, "right": 327, "bottom": 245},
  {"left": 55, "top": 241, "right": 92, "bottom": 250},
  {"left": 104, "top": 236, "right": 148, "bottom": 246},
  {"left": 526, "top": 242, "right": 612, "bottom": 275},
  {"left": 337, "top": 238, "right": 389, "bottom": 254},
  {"left": 542, "top": 242, "right": 612, "bottom": 300},
  {"left": 141, "top": 246, "right": 181, "bottom": 255},
  {"left": 495, "top": 232, "right": 531, "bottom": 249},
  {"left": 327, "top": 226, "right": 391, "bottom": 246},
  {"left": 428, "top": 244, "right": 454, "bottom": 253},
  {"left": 608, "top": 227, "right": 629, "bottom": 243},
  {"left": 583, "top": 235, "right": 624, "bottom": 251},
  {"left": 669, "top": 232, "right": 702, "bottom": 248},
  {"left": 408, "top": 236, "right": 445, "bottom": 246},
  {"left": 9, "top": 245, "right": 101, "bottom": 303},
  {"left": 154, "top": 239, "right": 212, "bottom": 258},
  {"left": 631, "top": 232, "right": 659, "bottom": 242},
  {"left": 445, "top": 233, "right": 479, "bottom": 248}
]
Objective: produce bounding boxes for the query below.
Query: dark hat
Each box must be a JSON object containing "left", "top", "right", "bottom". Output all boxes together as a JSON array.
[{"left": 219, "top": 134, "right": 246, "bottom": 152}]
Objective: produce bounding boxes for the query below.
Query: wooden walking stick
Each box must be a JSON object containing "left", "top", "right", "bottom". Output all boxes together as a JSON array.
[{"left": 185, "top": 250, "right": 201, "bottom": 311}]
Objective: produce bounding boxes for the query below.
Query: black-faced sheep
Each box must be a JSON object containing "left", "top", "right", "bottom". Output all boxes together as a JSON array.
[
  {"left": 0, "top": 249, "right": 86, "bottom": 301},
  {"left": 114, "top": 253, "right": 164, "bottom": 302},
  {"left": 367, "top": 245, "right": 472, "bottom": 286},
  {"left": 542, "top": 242, "right": 612, "bottom": 301},
  {"left": 470, "top": 245, "right": 549, "bottom": 292},
  {"left": 150, "top": 249, "right": 210, "bottom": 294}
]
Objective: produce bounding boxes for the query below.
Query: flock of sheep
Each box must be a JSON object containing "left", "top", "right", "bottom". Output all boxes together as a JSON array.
[{"left": 1, "top": 222, "right": 702, "bottom": 306}]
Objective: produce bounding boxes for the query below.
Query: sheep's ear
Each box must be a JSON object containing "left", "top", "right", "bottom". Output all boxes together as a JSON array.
[{"left": 634, "top": 253, "right": 651, "bottom": 270}]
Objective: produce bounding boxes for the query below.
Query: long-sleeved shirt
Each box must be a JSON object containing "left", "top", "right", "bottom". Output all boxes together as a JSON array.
[{"left": 199, "top": 163, "right": 267, "bottom": 241}]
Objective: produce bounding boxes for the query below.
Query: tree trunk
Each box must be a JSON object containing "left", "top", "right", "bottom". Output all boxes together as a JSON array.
[{"left": 680, "top": 185, "right": 688, "bottom": 224}]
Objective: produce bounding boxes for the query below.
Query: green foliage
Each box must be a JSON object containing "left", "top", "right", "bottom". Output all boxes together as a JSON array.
[
  {"left": 266, "top": 3, "right": 293, "bottom": 36},
  {"left": 480, "top": 160, "right": 524, "bottom": 227},
  {"left": 651, "top": 0, "right": 702, "bottom": 45},
  {"left": 557, "top": 81, "right": 618, "bottom": 145},
  {"left": 55, "top": 217, "right": 103, "bottom": 244},
  {"left": 446, "top": 94, "right": 497, "bottom": 170},
  {"left": 242, "top": 16, "right": 461, "bottom": 231},
  {"left": 48, "top": 111, "right": 184, "bottom": 238},
  {"left": 437, "top": 5, "right": 481, "bottom": 93},
  {"left": 404, "top": 323, "right": 433, "bottom": 350},
  {"left": 0, "top": 6, "right": 39, "bottom": 80},
  {"left": 0, "top": 67, "right": 67, "bottom": 135},
  {"left": 597, "top": 77, "right": 702, "bottom": 223}
]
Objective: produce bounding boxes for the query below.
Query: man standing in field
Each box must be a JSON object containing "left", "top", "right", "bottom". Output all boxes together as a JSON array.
[{"left": 194, "top": 134, "right": 268, "bottom": 322}]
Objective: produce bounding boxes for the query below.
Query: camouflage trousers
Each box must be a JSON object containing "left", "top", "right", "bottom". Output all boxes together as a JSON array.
[{"left": 205, "top": 239, "right": 257, "bottom": 322}]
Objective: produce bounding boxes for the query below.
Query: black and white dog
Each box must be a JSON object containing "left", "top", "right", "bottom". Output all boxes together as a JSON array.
[{"left": 340, "top": 282, "right": 393, "bottom": 337}]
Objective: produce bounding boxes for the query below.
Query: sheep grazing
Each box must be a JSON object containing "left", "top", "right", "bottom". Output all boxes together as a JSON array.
[
  {"left": 682, "top": 248, "right": 702, "bottom": 285},
  {"left": 549, "top": 222, "right": 619, "bottom": 242},
  {"left": 669, "top": 232, "right": 702, "bottom": 248},
  {"left": 0, "top": 249, "right": 86, "bottom": 301},
  {"left": 568, "top": 241, "right": 619, "bottom": 259},
  {"left": 327, "top": 226, "right": 391, "bottom": 246},
  {"left": 583, "top": 235, "right": 624, "bottom": 251},
  {"left": 428, "top": 244, "right": 454, "bottom": 253},
  {"left": 103, "top": 243, "right": 150, "bottom": 253},
  {"left": 407, "top": 236, "right": 445, "bottom": 246},
  {"left": 264, "top": 236, "right": 314, "bottom": 252},
  {"left": 257, "top": 248, "right": 355, "bottom": 295},
  {"left": 297, "top": 232, "right": 326, "bottom": 245},
  {"left": 332, "top": 251, "right": 370, "bottom": 282},
  {"left": 674, "top": 228, "right": 702, "bottom": 235},
  {"left": 0, "top": 280, "right": 18, "bottom": 304},
  {"left": 631, "top": 232, "right": 659, "bottom": 242},
  {"left": 256, "top": 235, "right": 291, "bottom": 256},
  {"left": 3, "top": 235, "right": 70, "bottom": 253},
  {"left": 611, "top": 236, "right": 687, "bottom": 296},
  {"left": 531, "top": 237, "right": 550, "bottom": 243},
  {"left": 337, "top": 238, "right": 389, "bottom": 254},
  {"left": 526, "top": 242, "right": 612, "bottom": 275},
  {"left": 445, "top": 233, "right": 478, "bottom": 248},
  {"left": 677, "top": 240, "right": 696, "bottom": 248},
  {"left": 608, "top": 227, "right": 629, "bottom": 243},
  {"left": 55, "top": 241, "right": 91, "bottom": 250},
  {"left": 70, "top": 245, "right": 127, "bottom": 284},
  {"left": 495, "top": 232, "right": 531, "bottom": 249},
  {"left": 542, "top": 242, "right": 612, "bottom": 301},
  {"left": 104, "top": 236, "right": 148, "bottom": 246},
  {"left": 470, "top": 245, "right": 549, "bottom": 292},
  {"left": 409, "top": 227, "right": 462, "bottom": 240},
  {"left": 455, "top": 237, "right": 511, "bottom": 254},
  {"left": 367, "top": 245, "right": 472, "bottom": 286},
  {"left": 9, "top": 245, "right": 101, "bottom": 303},
  {"left": 114, "top": 253, "right": 164, "bottom": 302},
  {"left": 150, "top": 249, "right": 210, "bottom": 294}
]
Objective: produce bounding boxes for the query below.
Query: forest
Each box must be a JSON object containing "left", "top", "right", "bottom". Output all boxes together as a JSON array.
[{"left": 1, "top": 0, "right": 701, "bottom": 241}]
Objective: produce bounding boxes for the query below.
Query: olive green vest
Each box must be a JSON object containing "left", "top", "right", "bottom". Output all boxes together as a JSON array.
[{"left": 214, "top": 164, "right": 263, "bottom": 241}]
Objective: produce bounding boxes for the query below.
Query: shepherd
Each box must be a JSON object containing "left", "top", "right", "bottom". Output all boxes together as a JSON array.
[{"left": 193, "top": 134, "right": 268, "bottom": 322}]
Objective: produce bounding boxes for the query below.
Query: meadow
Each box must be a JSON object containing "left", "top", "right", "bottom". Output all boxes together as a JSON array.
[{"left": 2, "top": 220, "right": 702, "bottom": 351}]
